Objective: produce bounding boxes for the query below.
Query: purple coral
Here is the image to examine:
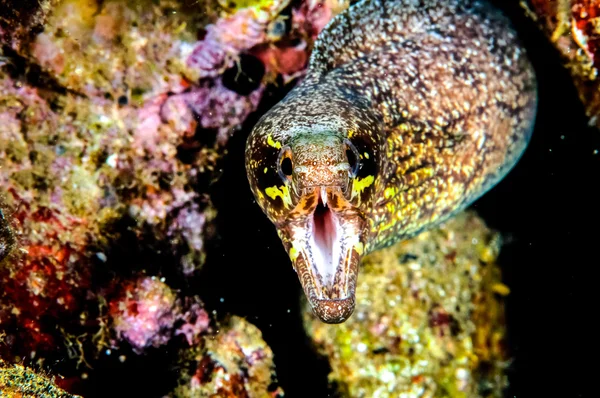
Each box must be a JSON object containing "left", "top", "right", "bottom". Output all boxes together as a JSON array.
[
  {"left": 175, "top": 302, "right": 210, "bottom": 346},
  {"left": 109, "top": 276, "right": 210, "bottom": 352},
  {"left": 187, "top": 9, "right": 268, "bottom": 78},
  {"left": 182, "top": 78, "right": 265, "bottom": 143},
  {"left": 136, "top": 78, "right": 264, "bottom": 151},
  {"left": 110, "top": 277, "right": 177, "bottom": 351}
]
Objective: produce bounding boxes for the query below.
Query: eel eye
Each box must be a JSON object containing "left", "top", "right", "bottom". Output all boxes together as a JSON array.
[
  {"left": 344, "top": 139, "right": 361, "bottom": 177},
  {"left": 277, "top": 146, "right": 293, "bottom": 182}
]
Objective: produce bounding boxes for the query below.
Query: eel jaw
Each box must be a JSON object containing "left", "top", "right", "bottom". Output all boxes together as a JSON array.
[{"left": 285, "top": 188, "right": 365, "bottom": 324}]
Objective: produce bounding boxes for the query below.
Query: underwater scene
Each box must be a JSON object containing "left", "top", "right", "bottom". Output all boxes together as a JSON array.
[{"left": 0, "top": 0, "right": 596, "bottom": 397}]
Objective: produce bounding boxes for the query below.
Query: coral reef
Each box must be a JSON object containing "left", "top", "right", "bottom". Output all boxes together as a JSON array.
[
  {"left": 187, "top": 0, "right": 291, "bottom": 80},
  {"left": 0, "top": 0, "right": 227, "bottom": 365},
  {"left": 108, "top": 276, "right": 210, "bottom": 352},
  {"left": 0, "top": 0, "right": 58, "bottom": 51},
  {"left": 0, "top": 359, "right": 80, "bottom": 398},
  {"left": 0, "top": 0, "right": 342, "bottom": 394},
  {"left": 0, "top": 206, "right": 15, "bottom": 263},
  {"left": 170, "top": 315, "right": 284, "bottom": 398},
  {"left": 304, "top": 212, "right": 508, "bottom": 397},
  {"left": 525, "top": 0, "right": 600, "bottom": 126}
]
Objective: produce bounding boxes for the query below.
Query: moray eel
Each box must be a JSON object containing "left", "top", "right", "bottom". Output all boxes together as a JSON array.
[{"left": 245, "top": 0, "right": 537, "bottom": 323}]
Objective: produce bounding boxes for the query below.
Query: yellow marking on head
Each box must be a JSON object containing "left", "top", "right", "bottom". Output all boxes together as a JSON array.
[
  {"left": 354, "top": 242, "right": 364, "bottom": 256},
  {"left": 353, "top": 175, "right": 374, "bottom": 195},
  {"left": 267, "top": 134, "right": 281, "bottom": 149},
  {"left": 384, "top": 187, "right": 397, "bottom": 200},
  {"left": 350, "top": 175, "right": 375, "bottom": 203},
  {"left": 263, "top": 167, "right": 268, "bottom": 174},
  {"left": 348, "top": 129, "right": 355, "bottom": 138},
  {"left": 265, "top": 184, "right": 293, "bottom": 207},
  {"left": 289, "top": 246, "right": 299, "bottom": 261},
  {"left": 364, "top": 152, "right": 369, "bottom": 159}
]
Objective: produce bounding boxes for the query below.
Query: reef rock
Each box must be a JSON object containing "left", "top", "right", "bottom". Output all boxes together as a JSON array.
[
  {"left": 526, "top": 0, "right": 600, "bottom": 127},
  {"left": 170, "top": 315, "right": 284, "bottom": 398}
]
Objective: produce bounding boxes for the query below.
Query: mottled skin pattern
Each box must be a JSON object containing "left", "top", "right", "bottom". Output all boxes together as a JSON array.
[{"left": 246, "top": 0, "right": 537, "bottom": 323}]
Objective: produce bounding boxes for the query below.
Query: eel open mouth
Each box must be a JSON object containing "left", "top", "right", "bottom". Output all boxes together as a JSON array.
[
  {"left": 311, "top": 193, "right": 341, "bottom": 290},
  {"left": 288, "top": 187, "right": 364, "bottom": 323}
]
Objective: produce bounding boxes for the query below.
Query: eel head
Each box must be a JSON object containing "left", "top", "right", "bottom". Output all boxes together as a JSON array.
[{"left": 246, "top": 129, "right": 378, "bottom": 323}]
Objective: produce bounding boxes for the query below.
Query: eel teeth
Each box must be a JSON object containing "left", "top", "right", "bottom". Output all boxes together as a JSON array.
[{"left": 320, "top": 187, "right": 328, "bottom": 207}]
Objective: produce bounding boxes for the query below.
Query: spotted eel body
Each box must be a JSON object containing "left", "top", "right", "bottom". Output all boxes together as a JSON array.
[{"left": 245, "top": 0, "right": 537, "bottom": 323}]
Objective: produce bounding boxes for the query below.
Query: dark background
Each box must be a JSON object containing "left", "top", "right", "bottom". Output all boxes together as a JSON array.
[{"left": 202, "top": 1, "right": 598, "bottom": 397}]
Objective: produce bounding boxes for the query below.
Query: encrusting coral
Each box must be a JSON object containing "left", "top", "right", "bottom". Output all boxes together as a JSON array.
[
  {"left": 0, "top": 0, "right": 304, "bottom": 394},
  {"left": 169, "top": 315, "right": 284, "bottom": 398}
]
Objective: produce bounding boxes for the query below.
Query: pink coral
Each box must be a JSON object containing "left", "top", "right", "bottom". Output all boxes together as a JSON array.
[
  {"left": 109, "top": 276, "right": 210, "bottom": 352},
  {"left": 187, "top": 9, "right": 270, "bottom": 78},
  {"left": 168, "top": 203, "right": 208, "bottom": 275},
  {"left": 31, "top": 33, "right": 66, "bottom": 74},
  {"left": 292, "top": 0, "right": 338, "bottom": 40},
  {"left": 136, "top": 78, "right": 264, "bottom": 150},
  {"left": 110, "top": 277, "right": 177, "bottom": 351},
  {"left": 186, "top": 0, "right": 340, "bottom": 80},
  {"left": 160, "top": 93, "right": 197, "bottom": 138},
  {"left": 184, "top": 79, "right": 265, "bottom": 143},
  {"left": 253, "top": 40, "right": 309, "bottom": 78},
  {"left": 175, "top": 302, "right": 210, "bottom": 346},
  {"left": 133, "top": 93, "right": 171, "bottom": 156}
]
